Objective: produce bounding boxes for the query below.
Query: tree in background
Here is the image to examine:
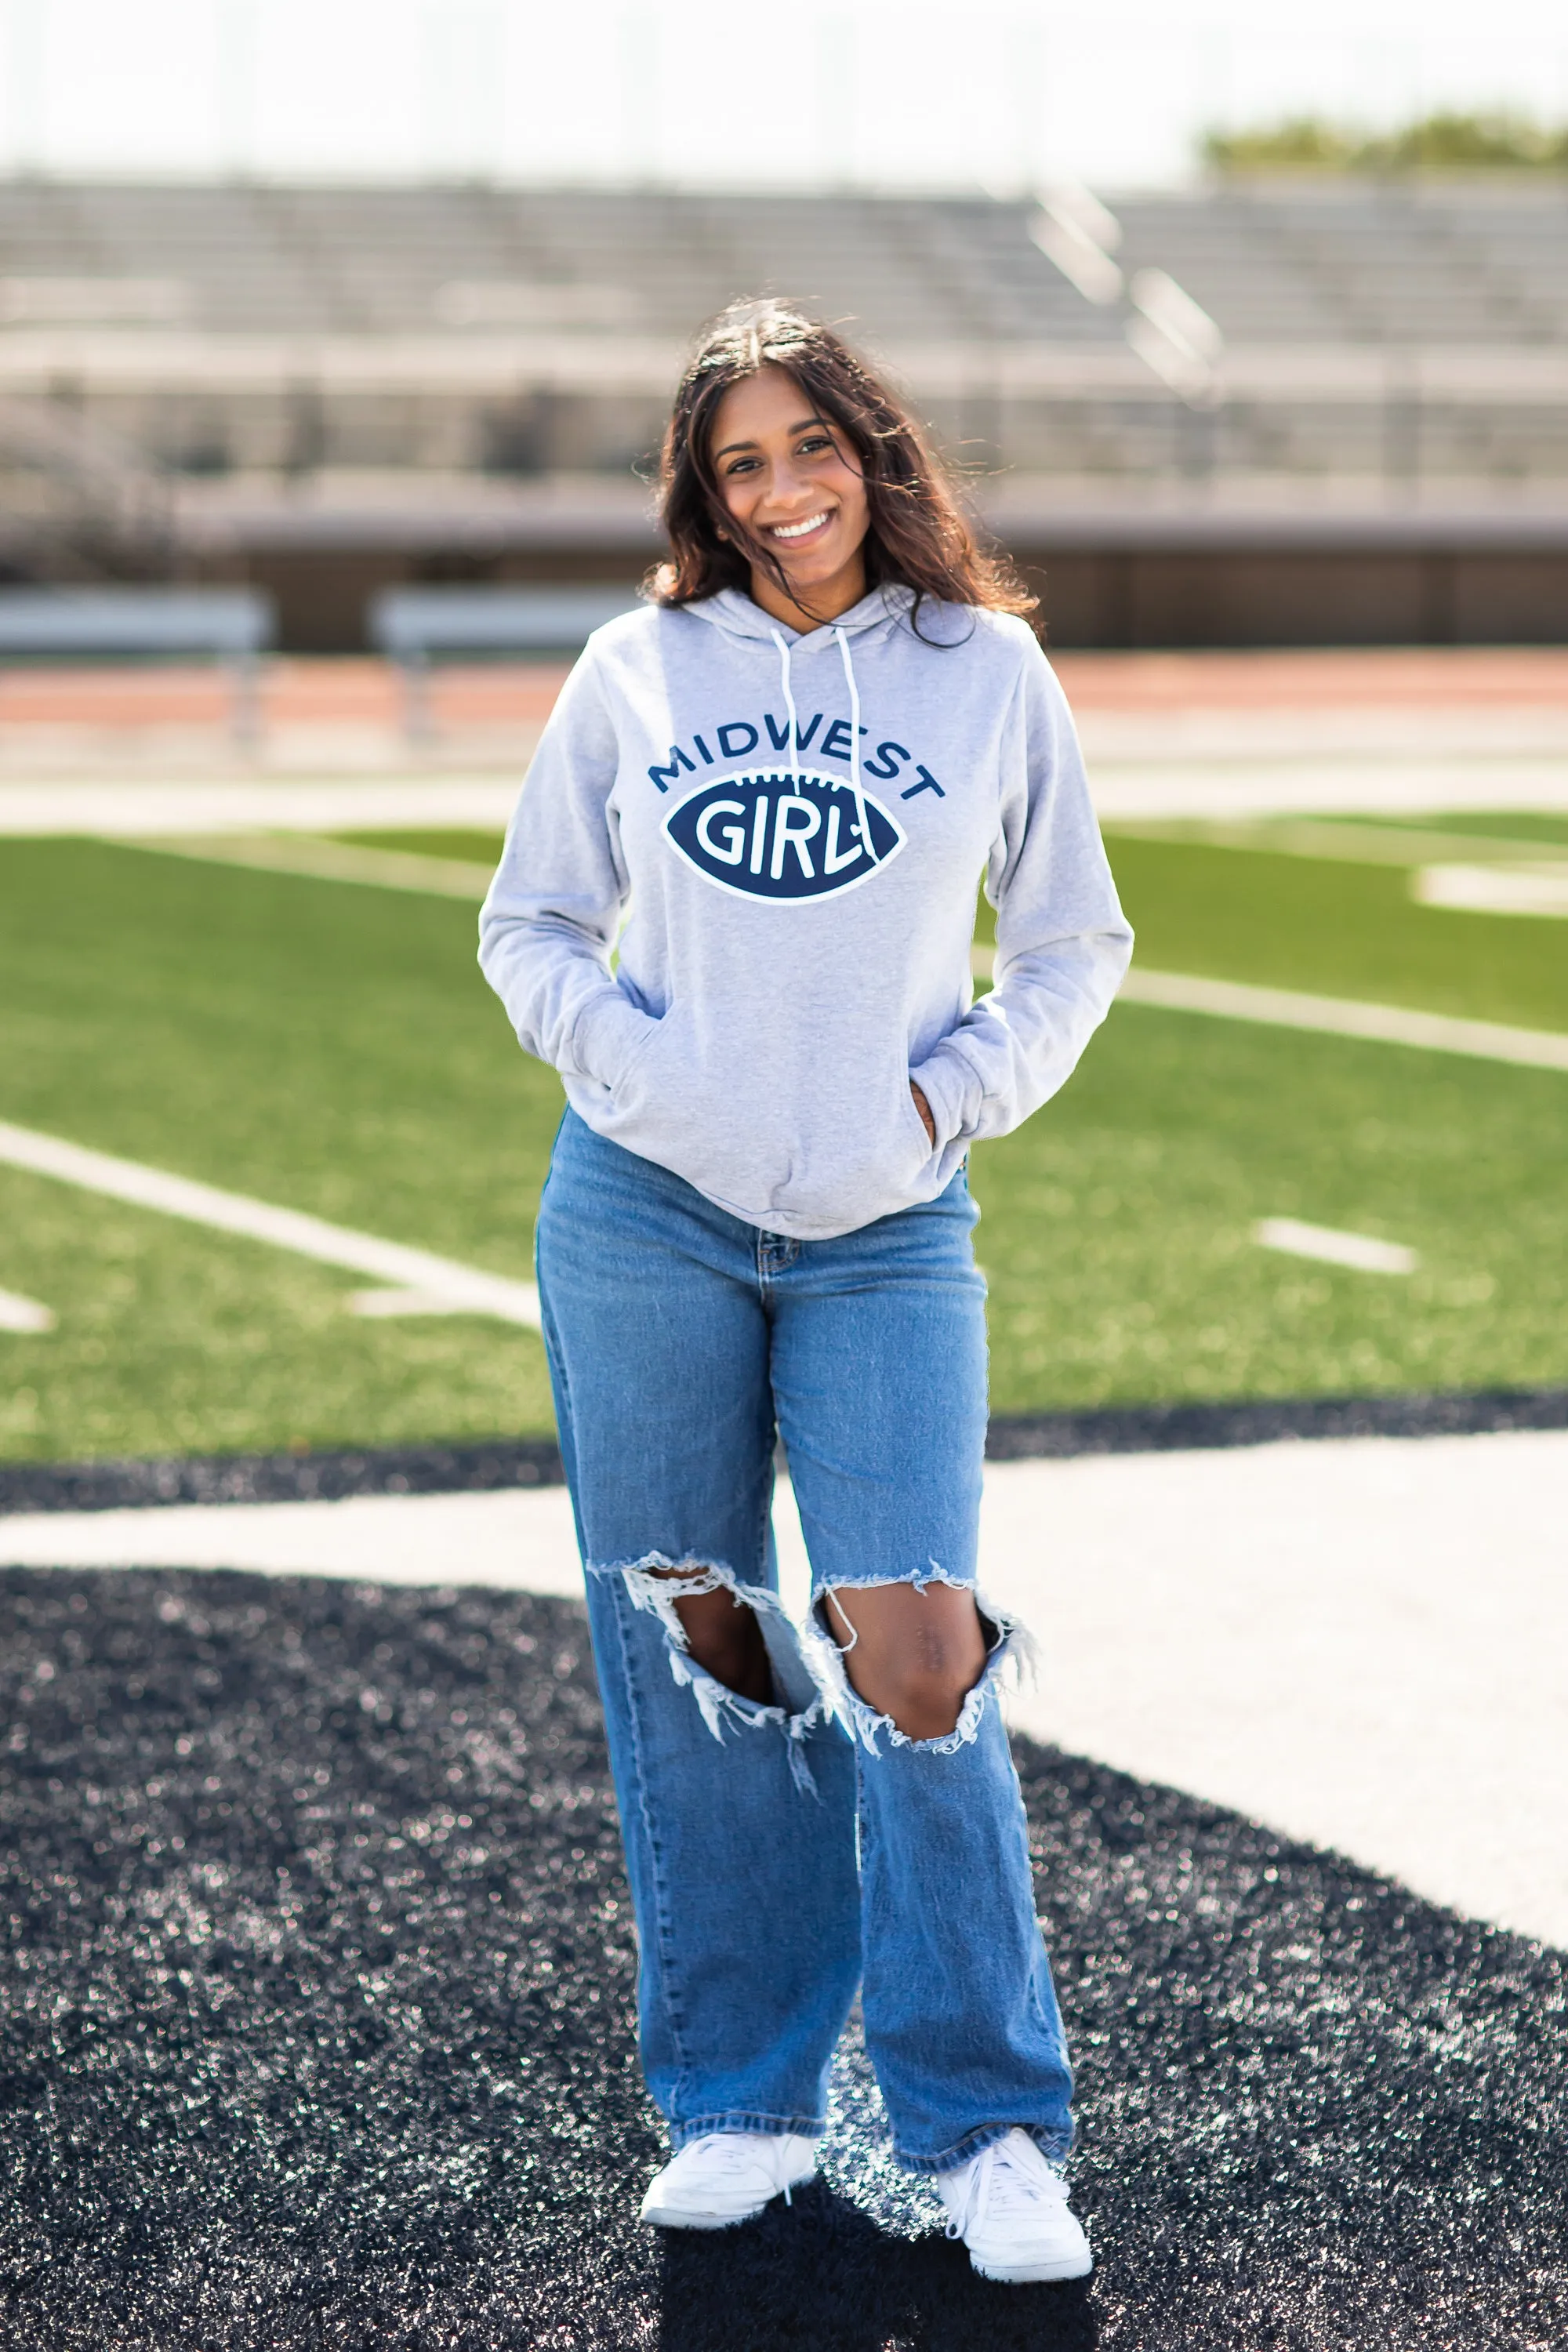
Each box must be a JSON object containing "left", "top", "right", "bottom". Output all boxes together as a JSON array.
[{"left": 1205, "top": 112, "right": 1568, "bottom": 174}]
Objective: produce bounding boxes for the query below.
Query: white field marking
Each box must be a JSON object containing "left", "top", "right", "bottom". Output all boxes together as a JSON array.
[
  {"left": 0, "top": 1286, "right": 54, "bottom": 1332},
  {"left": 1413, "top": 862, "right": 1568, "bottom": 919},
  {"left": 1075, "top": 711, "right": 1568, "bottom": 764},
  {"left": 348, "top": 1286, "right": 492, "bottom": 1318},
  {"left": 971, "top": 946, "right": 1568, "bottom": 1070},
  {"left": 7, "top": 1430, "right": 1568, "bottom": 1942},
  {"left": 1089, "top": 759, "right": 1568, "bottom": 823},
  {"left": 0, "top": 1485, "right": 585, "bottom": 1595},
  {"left": 0, "top": 779, "right": 520, "bottom": 837},
  {"left": 1102, "top": 816, "right": 1568, "bottom": 869},
  {"left": 975, "top": 1432, "right": 1568, "bottom": 1951},
  {"left": 0, "top": 1121, "right": 541, "bottom": 1327},
  {"left": 127, "top": 833, "right": 496, "bottom": 899},
  {"left": 1254, "top": 1217, "right": 1417, "bottom": 1276},
  {"left": 1116, "top": 967, "right": 1568, "bottom": 1073}
]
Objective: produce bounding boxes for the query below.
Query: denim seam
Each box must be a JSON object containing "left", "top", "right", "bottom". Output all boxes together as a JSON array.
[
  {"left": 604, "top": 1568, "right": 696, "bottom": 2104},
  {"left": 670, "top": 2110, "right": 826, "bottom": 2150},
  {"left": 1027, "top": 1976, "right": 1078, "bottom": 2157},
  {"left": 752, "top": 1451, "right": 772, "bottom": 1591},
  {"left": 897, "top": 2120, "right": 1073, "bottom": 2177}
]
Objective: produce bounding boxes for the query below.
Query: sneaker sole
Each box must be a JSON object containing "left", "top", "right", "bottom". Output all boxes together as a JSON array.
[
  {"left": 969, "top": 2249, "right": 1094, "bottom": 2284},
  {"left": 640, "top": 2170, "right": 818, "bottom": 2231},
  {"left": 640, "top": 2199, "right": 770, "bottom": 2230}
]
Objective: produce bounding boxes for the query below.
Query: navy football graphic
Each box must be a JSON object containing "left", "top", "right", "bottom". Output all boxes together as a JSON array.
[{"left": 663, "top": 768, "right": 905, "bottom": 902}]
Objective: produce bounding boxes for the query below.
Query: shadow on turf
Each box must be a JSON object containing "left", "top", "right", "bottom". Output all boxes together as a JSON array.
[{"left": 656, "top": 2185, "right": 1097, "bottom": 2350}]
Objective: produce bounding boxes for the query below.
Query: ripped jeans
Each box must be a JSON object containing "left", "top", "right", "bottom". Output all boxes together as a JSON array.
[{"left": 535, "top": 1109, "right": 1075, "bottom": 2175}]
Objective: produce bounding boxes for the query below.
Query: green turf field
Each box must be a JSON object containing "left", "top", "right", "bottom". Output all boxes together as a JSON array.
[
  {"left": 0, "top": 818, "right": 1563, "bottom": 1461},
  {"left": 0, "top": 840, "right": 559, "bottom": 1459}
]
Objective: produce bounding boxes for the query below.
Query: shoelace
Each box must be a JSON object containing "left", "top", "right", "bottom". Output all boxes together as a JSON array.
[
  {"left": 944, "top": 2136, "right": 1068, "bottom": 2241},
  {"left": 686, "top": 2132, "right": 800, "bottom": 2206}
]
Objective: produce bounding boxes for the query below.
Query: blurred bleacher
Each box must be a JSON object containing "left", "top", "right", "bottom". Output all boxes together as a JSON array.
[{"left": 3, "top": 176, "right": 1568, "bottom": 646}]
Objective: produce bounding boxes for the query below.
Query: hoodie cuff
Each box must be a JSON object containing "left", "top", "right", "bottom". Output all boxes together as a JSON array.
[
  {"left": 572, "top": 987, "right": 657, "bottom": 1090},
  {"left": 909, "top": 1041, "right": 985, "bottom": 1149}
]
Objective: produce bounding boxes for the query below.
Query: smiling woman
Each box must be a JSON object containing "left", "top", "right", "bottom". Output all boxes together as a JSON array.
[
  {"left": 477, "top": 294, "right": 1131, "bottom": 2277},
  {"left": 652, "top": 297, "right": 1033, "bottom": 637},
  {"left": 705, "top": 366, "right": 873, "bottom": 627}
]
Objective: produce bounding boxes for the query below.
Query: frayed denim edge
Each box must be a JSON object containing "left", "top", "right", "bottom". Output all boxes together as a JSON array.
[
  {"left": 668, "top": 2110, "right": 826, "bottom": 2151},
  {"left": 900, "top": 2119, "right": 1074, "bottom": 2177},
  {"left": 590, "top": 1552, "right": 828, "bottom": 1797},
  {"left": 801, "top": 1579, "right": 1040, "bottom": 1759}
]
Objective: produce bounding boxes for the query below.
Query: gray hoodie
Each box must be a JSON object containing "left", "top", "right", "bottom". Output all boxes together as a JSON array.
[{"left": 479, "top": 583, "right": 1132, "bottom": 1240}]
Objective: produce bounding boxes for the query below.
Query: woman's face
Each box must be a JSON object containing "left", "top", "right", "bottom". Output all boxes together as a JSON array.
[{"left": 708, "top": 365, "right": 871, "bottom": 621}]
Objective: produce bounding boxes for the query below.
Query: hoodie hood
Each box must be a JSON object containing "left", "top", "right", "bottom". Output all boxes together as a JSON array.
[{"left": 686, "top": 582, "right": 929, "bottom": 648}]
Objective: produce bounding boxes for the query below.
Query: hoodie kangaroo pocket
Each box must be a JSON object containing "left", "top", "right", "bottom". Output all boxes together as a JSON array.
[
  {"left": 604, "top": 1011, "right": 786, "bottom": 1203},
  {"left": 594, "top": 1007, "right": 940, "bottom": 1228},
  {"left": 610, "top": 1007, "right": 666, "bottom": 1092},
  {"left": 899, "top": 1069, "right": 938, "bottom": 1168},
  {"left": 601, "top": 1007, "right": 702, "bottom": 1141},
  {"left": 601, "top": 1007, "right": 672, "bottom": 1120}
]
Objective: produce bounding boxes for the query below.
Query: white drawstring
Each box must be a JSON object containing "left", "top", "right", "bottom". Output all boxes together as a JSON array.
[
  {"left": 768, "top": 621, "right": 877, "bottom": 866},
  {"left": 834, "top": 623, "right": 877, "bottom": 869},
  {"left": 768, "top": 628, "right": 803, "bottom": 798}
]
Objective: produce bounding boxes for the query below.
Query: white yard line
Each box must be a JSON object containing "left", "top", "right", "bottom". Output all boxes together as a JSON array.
[
  {"left": 5, "top": 1428, "right": 1565, "bottom": 1945},
  {"left": 1117, "top": 967, "right": 1568, "bottom": 1072},
  {"left": 0, "top": 779, "right": 520, "bottom": 837},
  {"left": 1073, "top": 711, "right": 1568, "bottom": 763},
  {"left": 971, "top": 1432, "right": 1568, "bottom": 1951},
  {"left": 1413, "top": 862, "right": 1568, "bottom": 918},
  {"left": 0, "top": 1120, "right": 540, "bottom": 1328},
  {"left": 0, "top": 1286, "right": 54, "bottom": 1332},
  {"left": 0, "top": 1486, "right": 585, "bottom": 1591},
  {"left": 1090, "top": 759, "right": 1568, "bottom": 822},
  {"left": 128, "top": 833, "right": 497, "bottom": 898},
  {"left": 1102, "top": 816, "right": 1568, "bottom": 867},
  {"left": 967, "top": 949, "right": 1568, "bottom": 1070},
  {"left": 347, "top": 1285, "right": 514, "bottom": 1318},
  {"left": 1254, "top": 1217, "right": 1416, "bottom": 1275}
]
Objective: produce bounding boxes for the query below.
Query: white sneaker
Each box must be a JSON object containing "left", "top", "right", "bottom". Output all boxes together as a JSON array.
[
  {"left": 639, "top": 2131, "right": 818, "bottom": 2230},
  {"left": 938, "top": 2129, "right": 1093, "bottom": 2283}
]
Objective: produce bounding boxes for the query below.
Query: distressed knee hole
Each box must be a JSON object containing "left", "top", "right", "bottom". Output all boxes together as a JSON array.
[
  {"left": 806, "top": 1581, "right": 1037, "bottom": 1755},
  {"left": 646, "top": 1563, "right": 774, "bottom": 1705},
  {"left": 590, "top": 1552, "right": 833, "bottom": 1795},
  {"left": 822, "top": 1580, "right": 986, "bottom": 1742}
]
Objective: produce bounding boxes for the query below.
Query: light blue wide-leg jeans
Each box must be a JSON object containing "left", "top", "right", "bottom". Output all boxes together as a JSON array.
[{"left": 535, "top": 1109, "right": 1075, "bottom": 2174}]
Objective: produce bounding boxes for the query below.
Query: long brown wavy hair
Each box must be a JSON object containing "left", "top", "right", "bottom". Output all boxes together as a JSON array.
[{"left": 649, "top": 298, "right": 1036, "bottom": 637}]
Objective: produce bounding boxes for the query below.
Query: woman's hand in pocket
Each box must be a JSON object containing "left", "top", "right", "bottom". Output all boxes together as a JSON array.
[{"left": 910, "top": 1082, "right": 936, "bottom": 1146}]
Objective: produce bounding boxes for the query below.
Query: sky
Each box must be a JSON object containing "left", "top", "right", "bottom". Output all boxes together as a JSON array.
[{"left": 2, "top": 0, "right": 1567, "bottom": 191}]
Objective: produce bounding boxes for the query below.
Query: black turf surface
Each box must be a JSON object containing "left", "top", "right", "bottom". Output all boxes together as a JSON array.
[
  {"left": 2, "top": 1566, "right": 1563, "bottom": 2350},
  {"left": 5, "top": 1379, "right": 1567, "bottom": 1515}
]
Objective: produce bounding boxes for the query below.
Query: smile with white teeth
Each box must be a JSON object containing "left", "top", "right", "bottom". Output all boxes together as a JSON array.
[{"left": 770, "top": 510, "right": 833, "bottom": 540}]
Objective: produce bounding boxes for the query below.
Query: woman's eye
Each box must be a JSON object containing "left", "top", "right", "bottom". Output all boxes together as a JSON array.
[{"left": 799, "top": 436, "right": 832, "bottom": 456}]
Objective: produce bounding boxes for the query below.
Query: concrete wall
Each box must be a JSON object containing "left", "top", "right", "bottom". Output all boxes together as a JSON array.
[
  {"left": 1020, "top": 546, "right": 1568, "bottom": 649},
  {"left": 213, "top": 531, "right": 1568, "bottom": 655}
]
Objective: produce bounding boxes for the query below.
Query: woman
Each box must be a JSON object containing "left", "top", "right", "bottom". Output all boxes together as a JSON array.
[{"left": 479, "top": 299, "right": 1131, "bottom": 2284}]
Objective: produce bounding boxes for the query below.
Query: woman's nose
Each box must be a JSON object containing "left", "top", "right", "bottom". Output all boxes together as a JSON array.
[{"left": 761, "top": 461, "right": 812, "bottom": 513}]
